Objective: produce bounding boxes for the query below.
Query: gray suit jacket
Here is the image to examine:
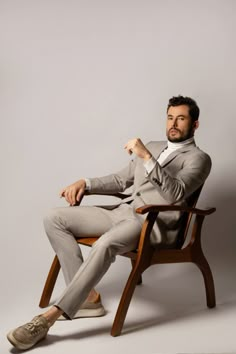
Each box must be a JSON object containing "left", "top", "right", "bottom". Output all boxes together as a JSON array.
[{"left": 89, "top": 140, "right": 212, "bottom": 247}]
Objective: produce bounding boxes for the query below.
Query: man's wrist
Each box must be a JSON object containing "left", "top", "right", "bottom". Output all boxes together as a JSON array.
[
  {"left": 83, "top": 178, "right": 91, "bottom": 191},
  {"left": 144, "top": 156, "right": 156, "bottom": 175}
]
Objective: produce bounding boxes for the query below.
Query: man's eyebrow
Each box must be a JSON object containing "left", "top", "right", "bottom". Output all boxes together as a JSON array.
[{"left": 167, "top": 114, "right": 187, "bottom": 118}]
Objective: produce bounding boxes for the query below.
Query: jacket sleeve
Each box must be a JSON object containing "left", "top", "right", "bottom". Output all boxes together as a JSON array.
[
  {"left": 88, "top": 157, "right": 137, "bottom": 194},
  {"left": 147, "top": 152, "right": 212, "bottom": 203}
]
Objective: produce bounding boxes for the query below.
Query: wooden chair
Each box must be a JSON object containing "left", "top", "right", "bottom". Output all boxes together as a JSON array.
[{"left": 39, "top": 187, "right": 216, "bottom": 336}]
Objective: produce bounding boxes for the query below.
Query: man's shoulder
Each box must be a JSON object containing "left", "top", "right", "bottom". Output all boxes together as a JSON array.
[
  {"left": 189, "top": 145, "right": 211, "bottom": 159},
  {"left": 184, "top": 145, "right": 212, "bottom": 168}
]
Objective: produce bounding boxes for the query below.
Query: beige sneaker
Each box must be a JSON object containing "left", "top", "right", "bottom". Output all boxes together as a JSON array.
[
  {"left": 57, "top": 294, "right": 106, "bottom": 320},
  {"left": 7, "top": 315, "right": 50, "bottom": 350}
]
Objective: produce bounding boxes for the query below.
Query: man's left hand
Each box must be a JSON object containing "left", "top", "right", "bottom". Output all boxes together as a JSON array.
[{"left": 124, "top": 138, "right": 152, "bottom": 161}]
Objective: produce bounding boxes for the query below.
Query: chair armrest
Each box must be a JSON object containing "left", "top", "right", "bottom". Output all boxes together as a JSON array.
[
  {"left": 85, "top": 191, "right": 131, "bottom": 200},
  {"left": 136, "top": 204, "right": 216, "bottom": 216}
]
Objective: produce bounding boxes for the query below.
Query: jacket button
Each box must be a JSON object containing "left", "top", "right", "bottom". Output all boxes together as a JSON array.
[{"left": 136, "top": 192, "right": 141, "bottom": 196}]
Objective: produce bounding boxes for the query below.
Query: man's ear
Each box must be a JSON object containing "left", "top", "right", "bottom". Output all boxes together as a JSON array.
[{"left": 193, "top": 120, "right": 199, "bottom": 131}]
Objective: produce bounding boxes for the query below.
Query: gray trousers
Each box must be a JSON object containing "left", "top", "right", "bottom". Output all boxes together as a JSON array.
[{"left": 43, "top": 203, "right": 142, "bottom": 319}]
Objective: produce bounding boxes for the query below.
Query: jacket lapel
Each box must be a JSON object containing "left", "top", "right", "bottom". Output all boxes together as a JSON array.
[
  {"left": 161, "top": 141, "right": 196, "bottom": 167},
  {"left": 152, "top": 141, "right": 167, "bottom": 160}
]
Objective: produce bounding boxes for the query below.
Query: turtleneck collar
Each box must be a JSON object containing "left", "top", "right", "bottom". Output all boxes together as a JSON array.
[{"left": 167, "top": 137, "right": 195, "bottom": 150}]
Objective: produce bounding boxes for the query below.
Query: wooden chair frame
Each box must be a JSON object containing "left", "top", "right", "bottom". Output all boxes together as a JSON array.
[{"left": 39, "top": 188, "right": 216, "bottom": 337}]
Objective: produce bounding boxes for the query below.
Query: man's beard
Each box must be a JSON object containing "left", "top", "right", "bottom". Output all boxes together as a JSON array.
[{"left": 167, "top": 126, "right": 194, "bottom": 143}]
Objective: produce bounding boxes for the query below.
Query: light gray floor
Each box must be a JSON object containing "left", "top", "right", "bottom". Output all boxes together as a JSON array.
[{"left": 1, "top": 245, "right": 235, "bottom": 354}]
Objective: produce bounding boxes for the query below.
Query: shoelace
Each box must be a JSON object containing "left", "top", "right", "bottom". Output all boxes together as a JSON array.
[{"left": 24, "top": 319, "right": 46, "bottom": 336}]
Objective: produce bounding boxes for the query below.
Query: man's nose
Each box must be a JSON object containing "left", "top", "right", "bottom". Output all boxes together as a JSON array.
[{"left": 172, "top": 118, "right": 178, "bottom": 127}]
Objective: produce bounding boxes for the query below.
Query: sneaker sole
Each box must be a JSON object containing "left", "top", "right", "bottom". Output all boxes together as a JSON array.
[
  {"left": 57, "top": 307, "right": 106, "bottom": 320},
  {"left": 7, "top": 330, "right": 46, "bottom": 350}
]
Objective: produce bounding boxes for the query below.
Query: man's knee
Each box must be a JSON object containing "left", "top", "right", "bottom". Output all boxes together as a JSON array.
[
  {"left": 91, "top": 236, "right": 118, "bottom": 263},
  {"left": 43, "top": 208, "right": 65, "bottom": 233}
]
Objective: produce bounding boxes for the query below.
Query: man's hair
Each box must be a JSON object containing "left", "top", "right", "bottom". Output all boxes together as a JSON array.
[{"left": 167, "top": 95, "right": 200, "bottom": 122}]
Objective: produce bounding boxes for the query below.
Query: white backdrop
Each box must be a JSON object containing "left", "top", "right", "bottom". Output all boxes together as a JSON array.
[{"left": 0, "top": 0, "right": 235, "bottom": 352}]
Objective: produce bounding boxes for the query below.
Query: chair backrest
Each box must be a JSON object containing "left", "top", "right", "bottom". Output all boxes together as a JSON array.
[{"left": 175, "top": 185, "right": 203, "bottom": 249}]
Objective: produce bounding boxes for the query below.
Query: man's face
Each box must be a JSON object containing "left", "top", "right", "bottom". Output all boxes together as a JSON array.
[{"left": 166, "top": 105, "right": 198, "bottom": 142}]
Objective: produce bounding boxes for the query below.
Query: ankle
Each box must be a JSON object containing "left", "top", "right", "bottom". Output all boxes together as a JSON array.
[
  {"left": 86, "top": 289, "right": 100, "bottom": 303},
  {"left": 42, "top": 306, "right": 63, "bottom": 326}
]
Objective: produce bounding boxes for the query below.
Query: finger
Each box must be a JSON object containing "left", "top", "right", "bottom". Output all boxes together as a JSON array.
[
  {"left": 124, "top": 144, "right": 133, "bottom": 155},
  {"left": 60, "top": 189, "right": 65, "bottom": 197},
  {"left": 71, "top": 190, "right": 77, "bottom": 206},
  {"left": 76, "top": 189, "right": 84, "bottom": 203},
  {"left": 124, "top": 141, "right": 132, "bottom": 150},
  {"left": 64, "top": 190, "right": 70, "bottom": 204},
  {"left": 125, "top": 148, "right": 132, "bottom": 155},
  {"left": 72, "top": 187, "right": 79, "bottom": 206},
  {"left": 68, "top": 190, "right": 74, "bottom": 206},
  {"left": 65, "top": 189, "right": 73, "bottom": 205}
]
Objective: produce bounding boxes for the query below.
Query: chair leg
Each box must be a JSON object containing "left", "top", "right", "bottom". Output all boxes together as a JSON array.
[
  {"left": 111, "top": 265, "right": 142, "bottom": 337},
  {"left": 39, "top": 255, "right": 61, "bottom": 308},
  {"left": 194, "top": 255, "right": 216, "bottom": 308},
  {"left": 131, "top": 259, "right": 142, "bottom": 285}
]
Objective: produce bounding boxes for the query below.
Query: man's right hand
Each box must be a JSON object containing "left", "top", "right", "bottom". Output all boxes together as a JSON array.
[{"left": 60, "top": 179, "right": 86, "bottom": 206}]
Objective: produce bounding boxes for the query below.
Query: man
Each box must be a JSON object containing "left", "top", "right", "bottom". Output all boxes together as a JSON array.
[{"left": 7, "top": 95, "right": 211, "bottom": 350}]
